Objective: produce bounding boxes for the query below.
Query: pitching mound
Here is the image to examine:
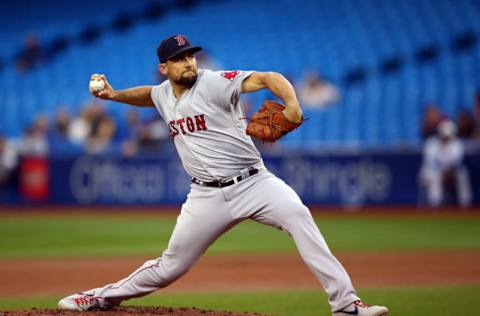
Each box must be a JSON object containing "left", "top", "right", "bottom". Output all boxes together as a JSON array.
[{"left": 2, "top": 306, "right": 271, "bottom": 316}]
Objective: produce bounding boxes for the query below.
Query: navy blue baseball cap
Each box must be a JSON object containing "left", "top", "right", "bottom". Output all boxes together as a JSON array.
[{"left": 157, "top": 34, "right": 202, "bottom": 63}]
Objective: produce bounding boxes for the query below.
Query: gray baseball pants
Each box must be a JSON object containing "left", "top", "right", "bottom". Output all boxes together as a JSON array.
[{"left": 88, "top": 169, "right": 359, "bottom": 312}]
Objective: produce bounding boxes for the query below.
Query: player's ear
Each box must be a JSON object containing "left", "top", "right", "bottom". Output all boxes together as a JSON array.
[{"left": 159, "top": 63, "right": 168, "bottom": 76}]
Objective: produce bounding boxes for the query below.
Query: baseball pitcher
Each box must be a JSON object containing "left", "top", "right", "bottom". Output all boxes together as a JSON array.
[{"left": 58, "top": 35, "right": 388, "bottom": 316}]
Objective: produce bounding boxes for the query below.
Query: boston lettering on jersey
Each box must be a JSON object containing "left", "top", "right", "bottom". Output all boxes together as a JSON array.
[{"left": 169, "top": 114, "right": 207, "bottom": 137}]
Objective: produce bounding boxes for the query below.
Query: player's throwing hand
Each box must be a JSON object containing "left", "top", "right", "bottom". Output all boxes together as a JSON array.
[{"left": 89, "top": 74, "right": 115, "bottom": 100}]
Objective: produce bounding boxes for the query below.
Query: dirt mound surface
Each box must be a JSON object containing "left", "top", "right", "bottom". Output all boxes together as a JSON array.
[{"left": 2, "top": 306, "right": 271, "bottom": 316}]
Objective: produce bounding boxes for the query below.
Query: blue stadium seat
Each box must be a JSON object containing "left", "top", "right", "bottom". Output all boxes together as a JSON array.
[{"left": 0, "top": 0, "right": 479, "bottom": 149}]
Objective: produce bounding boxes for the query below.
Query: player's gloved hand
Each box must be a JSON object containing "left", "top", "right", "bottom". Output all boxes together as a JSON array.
[
  {"left": 89, "top": 74, "right": 115, "bottom": 100},
  {"left": 246, "top": 100, "right": 303, "bottom": 142}
]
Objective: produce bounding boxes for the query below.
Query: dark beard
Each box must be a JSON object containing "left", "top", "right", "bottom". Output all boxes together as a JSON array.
[{"left": 174, "top": 73, "right": 197, "bottom": 88}]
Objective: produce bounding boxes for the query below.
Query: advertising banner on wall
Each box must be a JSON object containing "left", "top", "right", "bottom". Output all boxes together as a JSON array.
[
  {"left": 4, "top": 151, "right": 479, "bottom": 207},
  {"left": 44, "top": 152, "right": 423, "bottom": 207}
]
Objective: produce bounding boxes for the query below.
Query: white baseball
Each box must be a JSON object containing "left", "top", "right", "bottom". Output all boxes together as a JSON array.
[{"left": 89, "top": 75, "right": 105, "bottom": 93}]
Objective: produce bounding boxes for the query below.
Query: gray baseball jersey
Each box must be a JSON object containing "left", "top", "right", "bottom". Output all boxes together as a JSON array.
[{"left": 151, "top": 69, "right": 265, "bottom": 182}]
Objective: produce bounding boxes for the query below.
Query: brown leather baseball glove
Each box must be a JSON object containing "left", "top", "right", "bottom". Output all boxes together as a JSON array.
[{"left": 246, "top": 100, "right": 303, "bottom": 142}]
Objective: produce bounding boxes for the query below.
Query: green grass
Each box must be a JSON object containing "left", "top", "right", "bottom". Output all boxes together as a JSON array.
[
  {"left": 1, "top": 213, "right": 479, "bottom": 315},
  {"left": 1, "top": 286, "right": 479, "bottom": 315},
  {"left": 1, "top": 214, "right": 480, "bottom": 258}
]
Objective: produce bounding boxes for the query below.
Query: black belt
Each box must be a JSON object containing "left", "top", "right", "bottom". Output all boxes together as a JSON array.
[{"left": 191, "top": 168, "right": 259, "bottom": 188}]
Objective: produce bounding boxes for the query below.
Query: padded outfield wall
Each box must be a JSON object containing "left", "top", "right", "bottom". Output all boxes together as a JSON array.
[{"left": 3, "top": 149, "right": 480, "bottom": 207}]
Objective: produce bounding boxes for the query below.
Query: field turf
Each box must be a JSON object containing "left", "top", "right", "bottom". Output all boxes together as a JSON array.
[
  {"left": 1, "top": 211, "right": 479, "bottom": 315},
  {"left": 1, "top": 213, "right": 479, "bottom": 258}
]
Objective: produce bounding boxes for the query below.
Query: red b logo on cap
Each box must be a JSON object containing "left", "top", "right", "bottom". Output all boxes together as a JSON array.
[{"left": 174, "top": 35, "right": 186, "bottom": 46}]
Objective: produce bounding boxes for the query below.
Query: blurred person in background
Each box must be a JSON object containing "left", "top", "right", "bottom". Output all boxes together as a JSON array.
[
  {"left": 456, "top": 109, "right": 475, "bottom": 140},
  {"left": 15, "top": 33, "right": 44, "bottom": 73},
  {"left": 119, "top": 109, "right": 143, "bottom": 141},
  {"left": 119, "top": 112, "right": 172, "bottom": 157},
  {"left": 145, "top": 117, "right": 170, "bottom": 146},
  {"left": 421, "top": 103, "right": 444, "bottom": 139},
  {"left": 135, "top": 117, "right": 171, "bottom": 155},
  {"left": 0, "top": 135, "right": 18, "bottom": 199},
  {"left": 47, "top": 108, "right": 87, "bottom": 155},
  {"left": 68, "top": 108, "right": 92, "bottom": 145},
  {"left": 297, "top": 71, "right": 340, "bottom": 108},
  {"left": 85, "top": 102, "right": 117, "bottom": 154},
  {"left": 87, "top": 103, "right": 108, "bottom": 139},
  {"left": 49, "top": 108, "right": 71, "bottom": 142},
  {"left": 68, "top": 102, "right": 111, "bottom": 150},
  {"left": 86, "top": 116, "right": 117, "bottom": 154},
  {"left": 121, "top": 139, "right": 139, "bottom": 157},
  {"left": 19, "top": 115, "right": 49, "bottom": 157},
  {"left": 473, "top": 92, "right": 480, "bottom": 139},
  {"left": 119, "top": 110, "right": 143, "bottom": 157},
  {"left": 419, "top": 120, "right": 472, "bottom": 208}
]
